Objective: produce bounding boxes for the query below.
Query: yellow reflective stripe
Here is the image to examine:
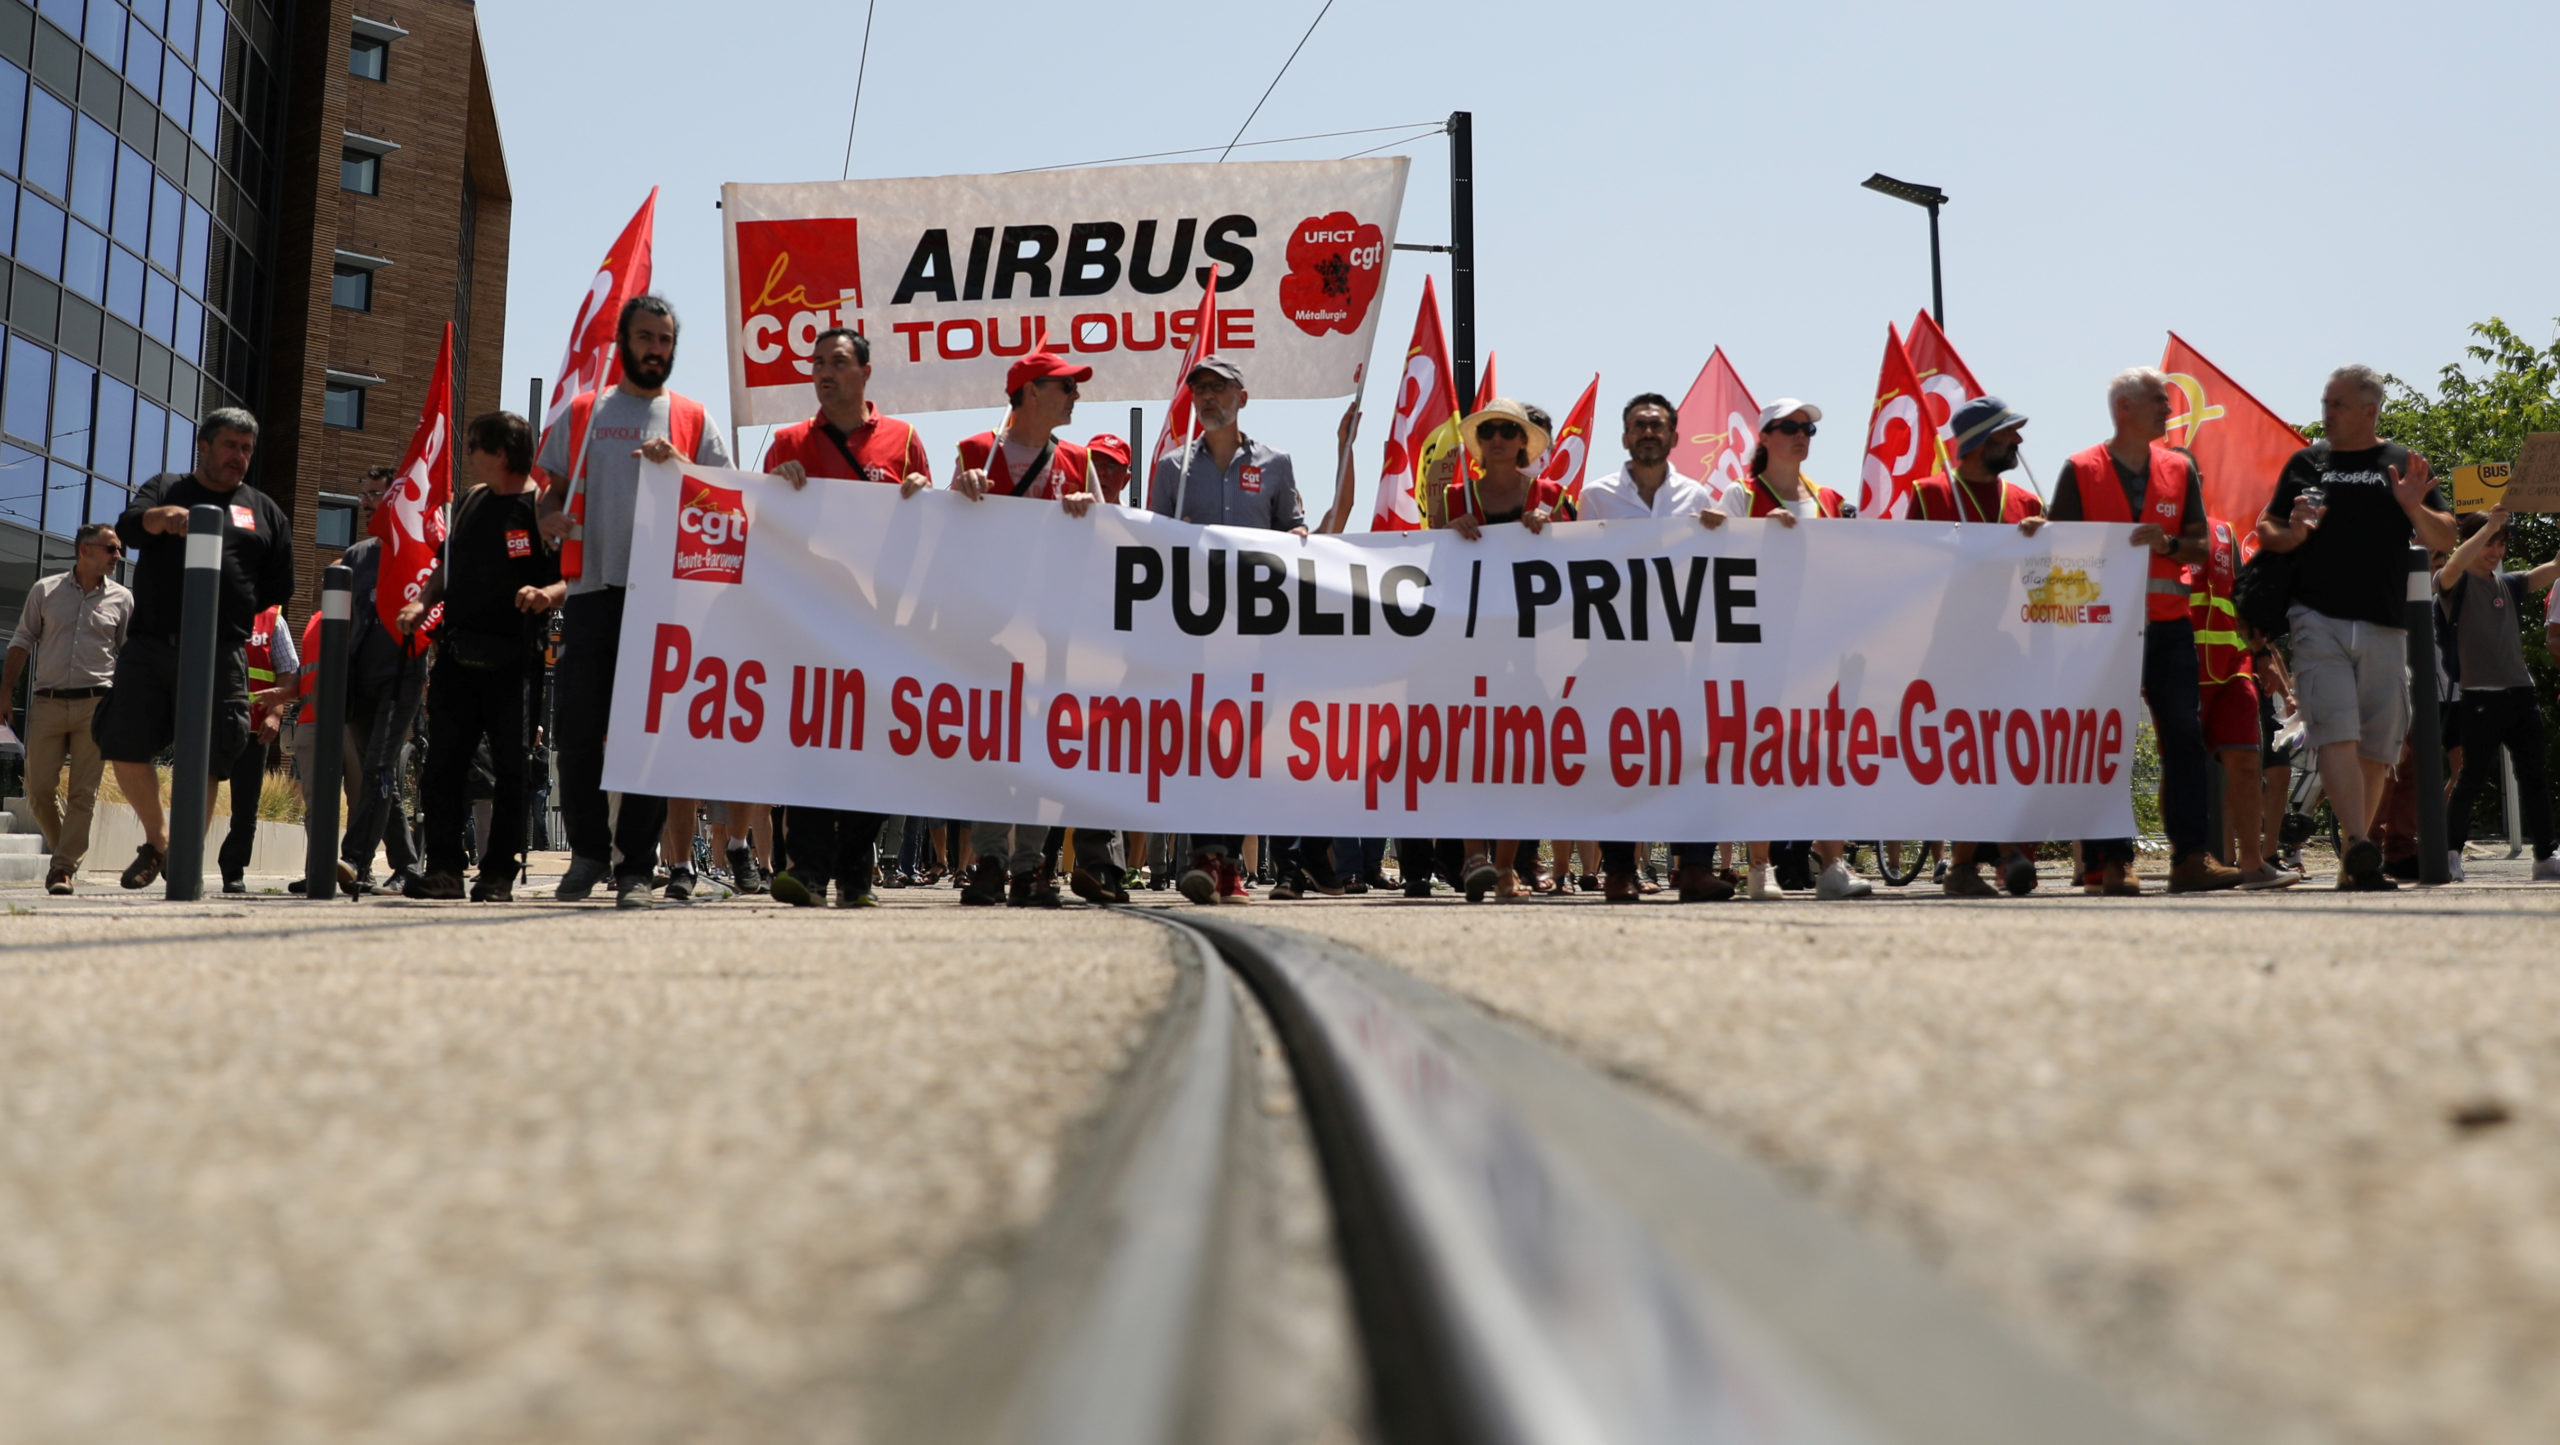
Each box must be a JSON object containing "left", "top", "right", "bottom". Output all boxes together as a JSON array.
[{"left": 246, "top": 666, "right": 277, "bottom": 683}]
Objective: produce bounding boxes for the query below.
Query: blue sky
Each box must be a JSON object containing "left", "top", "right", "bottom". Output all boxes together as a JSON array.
[{"left": 481, "top": 0, "right": 2560, "bottom": 499}]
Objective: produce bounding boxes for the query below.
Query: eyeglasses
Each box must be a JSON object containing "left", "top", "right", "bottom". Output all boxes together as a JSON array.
[
  {"left": 1477, "top": 421, "right": 1524, "bottom": 441},
  {"left": 82, "top": 541, "right": 123, "bottom": 556},
  {"left": 1764, "top": 420, "right": 1817, "bottom": 437}
]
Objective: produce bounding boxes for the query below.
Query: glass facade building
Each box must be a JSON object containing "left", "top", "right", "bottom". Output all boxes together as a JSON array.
[{"left": 0, "top": 0, "right": 278, "bottom": 618}]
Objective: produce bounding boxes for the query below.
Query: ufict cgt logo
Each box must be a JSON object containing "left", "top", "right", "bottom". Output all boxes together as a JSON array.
[
  {"left": 675, "top": 480, "right": 750, "bottom": 584},
  {"left": 1279, "top": 211, "right": 1383, "bottom": 337}
]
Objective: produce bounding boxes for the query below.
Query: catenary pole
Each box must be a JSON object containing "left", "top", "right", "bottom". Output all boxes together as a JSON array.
[{"left": 1448, "top": 111, "right": 1475, "bottom": 413}]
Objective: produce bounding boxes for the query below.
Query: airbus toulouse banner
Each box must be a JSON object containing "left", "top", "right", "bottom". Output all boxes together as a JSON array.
[
  {"left": 720, "top": 158, "right": 1410, "bottom": 422},
  {"left": 605, "top": 462, "right": 2146, "bottom": 840}
]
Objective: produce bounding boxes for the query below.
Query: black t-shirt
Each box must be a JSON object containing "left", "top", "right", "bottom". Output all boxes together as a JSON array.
[
  {"left": 2266, "top": 442, "right": 2441, "bottom": 627},
  {"left": 442, "top": 484, "right": 561, "bottom": 644},
  {"left": 118, "top": 473, "right": 295, "bottom": 644}
]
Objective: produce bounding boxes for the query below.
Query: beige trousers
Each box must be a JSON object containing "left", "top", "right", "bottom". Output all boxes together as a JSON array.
[{"left": 25, "top": 694, "right": 105, "bottom": 873}]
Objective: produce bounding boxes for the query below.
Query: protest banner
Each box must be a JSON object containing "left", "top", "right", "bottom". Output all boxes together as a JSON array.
[
  {"left": 604, "top": 463, "right": 2145, "bottom": 841},
  {"left": 2504, "top": 434, "right": 2560, "bottom": 512},
  {"left": 2449, "top": 462, "right": 2510, "bottom": 514},
  {"left": 721, "top": 159, "right": 1410, "bottom": 421}
]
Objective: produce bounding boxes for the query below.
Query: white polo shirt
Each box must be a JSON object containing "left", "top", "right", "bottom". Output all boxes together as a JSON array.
[{"left": 1575, "top": 464, "right": 1740, "bottom": 520}]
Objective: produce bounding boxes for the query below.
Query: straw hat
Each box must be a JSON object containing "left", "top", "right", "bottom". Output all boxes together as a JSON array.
[{"left": 1459, "top": 398, "right": 1551, "bottom": 464}]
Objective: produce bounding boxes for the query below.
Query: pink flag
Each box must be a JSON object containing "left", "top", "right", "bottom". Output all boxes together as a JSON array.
[
  {"left": 372, "top": 323, "right": 454, "bottom": 653},
  {"left": 1672, "top": 348, "right": 1760, "bottom": 501}
]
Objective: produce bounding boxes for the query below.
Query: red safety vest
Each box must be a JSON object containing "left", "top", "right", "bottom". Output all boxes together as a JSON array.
[
  {"left": 954, "top": 432, "right": 1093, "bottom": 500},
  {"left": 296, "top": 610, "right": 323, "bottom": 700},
  {"left": 2070, "top": 442, "right": 2191, "bottom": 622},
  {"left": 245, "top": 605, "right": 281, "bottom": 687},
  {"left": 2189, "top": 518, "right": 2252, "bottom": 684},
  {"left": 552, "top": 389, "right": 710, "bottom": 579}
]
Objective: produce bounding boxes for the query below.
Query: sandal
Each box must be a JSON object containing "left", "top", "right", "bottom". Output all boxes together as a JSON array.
[
  {"left": 1496, "top": 867, "right": 1524, "bottom": 902},
  {"left": 1462, "top": 854, "right": 1497, "bottom": 903}
]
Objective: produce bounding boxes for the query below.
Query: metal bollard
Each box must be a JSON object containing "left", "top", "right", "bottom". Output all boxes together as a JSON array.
[
  {"left": 163, "top": 503, "right": 226, "bottom": 901},
  {"left": 303, "top": 564, "right": 353, "bottom": 899},
  {"left": 2405, "top": 544, "right": 2450, "bottom": 884}
]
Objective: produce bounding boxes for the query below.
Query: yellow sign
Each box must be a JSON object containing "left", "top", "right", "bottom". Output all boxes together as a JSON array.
[{"left": 2450, "top": 462, "right": 2510, "bottom": 513}]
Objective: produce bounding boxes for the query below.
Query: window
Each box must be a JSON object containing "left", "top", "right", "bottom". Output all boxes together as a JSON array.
[
  {"left": 15, "top": 192, "right": 66, "bottom": 279},
  {"left": 62, "top": 220, "right": 107, "bottom": 302},
  {"left": 330, "top": 264, "right": 371, "bottom": 310},
  {"left": 340, "top": 148, "right": 378, "bottom": 195},
  {"left": 4, "top": 335, "right": 52, "bottom": 444},
  {"left": 22, "top": 86, "right": 73, "bottom": 201},
  {"left": 323, "top": 382, "right": 363, "bottom": 429},
  {"left": 315, "top": 491, "right": 358, "bottom": 548},
  {"left": 0, "top": 62, "right": 26, "bottom": 179},
  {"left": 105, "top": 243, "right": 143, "bottom": 323},
  {"left": 69, "top": 116, "right": 112, "bottom": 227},
  {"left": 349, "top": 35, "right": 387, "bottom": 81},
  {"left": 51, "top": 353, "right": 92, "bottom": 464}
]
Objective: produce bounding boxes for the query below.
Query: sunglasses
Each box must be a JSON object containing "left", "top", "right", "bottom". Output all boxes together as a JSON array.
[
  {"left": 1477, "top": 421, "right": 1525, "bottom": 441},
  {"left": 1764, "top": 420, "right": 1817, "bottom": 437},
  {"left": 83, "top": 540, "right": 123, "bottom": 556}
]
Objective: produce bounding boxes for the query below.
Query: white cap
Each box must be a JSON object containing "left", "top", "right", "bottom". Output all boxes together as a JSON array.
[{"left": 1757, "top": 398, "right": 1823, "bottom": 428}]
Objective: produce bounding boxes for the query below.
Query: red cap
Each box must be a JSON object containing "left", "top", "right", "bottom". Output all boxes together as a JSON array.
[
  {"left": 1006, "top": 351, "right": 1094, "bottom": 395},
  {"left": 1086, "top": 433, "right": 1131, "bottom": 468}
]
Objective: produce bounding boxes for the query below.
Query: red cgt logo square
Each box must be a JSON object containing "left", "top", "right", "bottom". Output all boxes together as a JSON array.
[
  {"left": 675, "top": 480, "right": 749, "bottom": 584},
  {"left": 735, "top": 217, "right": 863, "bottom": 390}
]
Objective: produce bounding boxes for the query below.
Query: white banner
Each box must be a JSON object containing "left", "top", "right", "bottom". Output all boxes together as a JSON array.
[
  {"left": 605, "top": 462, "right": 2147, "bottom": 840},
  {"left": 720, "top": 159, "right": 1411, "bottom": 422}
]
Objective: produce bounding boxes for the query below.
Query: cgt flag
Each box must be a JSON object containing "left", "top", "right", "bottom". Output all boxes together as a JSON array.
[
  {"left": 373, "top": 323, "right": 455, "bottom": 654},
  {"left": 1673, "top": 347, "right": 1759, "bottom": 501},
  {"left": 1535, "top": 375, "right": 1599, "bottom": 517},
  {"left": 1149, "top": 283, "right": 1219, "bottom": 477},
  {"left": 2161, "top": 332, "right": 2307, "bottom": 557},
  {"left": 1473, "top": 350, "right": 1498, "bottom": 414},
  {"left": 1371, "top": 276, "right": 1461, "bottom": 531},
  {"left": 1859, "top": 324, "right": 1944, "bottom": 520},
  {"left": 542, "top": 189, "right": 656, "bottom": 441},
  {"left": 1905, "top": 310, "right": 1983, "bottom": 477}
]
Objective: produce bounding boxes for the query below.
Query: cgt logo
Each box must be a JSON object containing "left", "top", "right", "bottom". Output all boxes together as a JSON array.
[
  {"left": 737, "top": 218, "right": 863, "bottom": 388},
  {"left": 1279, "top": 211, "right": 1384, "bottom": 337},
  {"left": 675, "top": 481, "right": 750, "bottom": 584}
]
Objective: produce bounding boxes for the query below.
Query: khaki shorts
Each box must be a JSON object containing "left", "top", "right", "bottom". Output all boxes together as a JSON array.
[{"left": 2287, "top": 605, "right": 2410, "bottom": 762}]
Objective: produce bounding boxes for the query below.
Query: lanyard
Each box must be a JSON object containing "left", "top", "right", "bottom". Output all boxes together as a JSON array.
[{"left": 1751, "top": 473, "right": 1833, "bottom": 518}]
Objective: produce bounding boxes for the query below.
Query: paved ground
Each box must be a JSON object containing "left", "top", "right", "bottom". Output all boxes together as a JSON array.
[
  {"left": 0, "top": 883, "right": 1174, "bottom": 1445},
  {"left": 1234, "top": 856, "right": 2560, "bottom": 1445}
]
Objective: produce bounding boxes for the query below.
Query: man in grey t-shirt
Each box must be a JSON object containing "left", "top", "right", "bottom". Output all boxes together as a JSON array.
[
  {"left": 2433, "top": 507, "right": 2560, "bottom": 878},
  {"left": 535, "top": 294, "right": 732, "bottom": 908}
]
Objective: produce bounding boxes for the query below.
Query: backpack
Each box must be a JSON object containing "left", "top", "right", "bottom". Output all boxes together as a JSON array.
[{"left": 2232, "top": 441, "right": 2326, "bottom": 638}]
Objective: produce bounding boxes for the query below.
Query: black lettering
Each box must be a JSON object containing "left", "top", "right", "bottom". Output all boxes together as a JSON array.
[
  {"left": 1114, "top": 546, "right": 1164, "bottom": 631},
  {"left": 1061, "top": 221, "right": 1125, "bottom": 297},
  {"left": 1298, "top": 558, "right": 1344, "bottom": 636},
  {"left": 1380, "top": 565, "right": 1435, "bottom": 637},
  {"left": 1568, "top": 559, "right": 1624, "bottom": 641},
  {"left": 1654, "top": 556, "right": 1708, "bottom": 642},
  {"left": 993, "top": 224, "right": 1060, "bottom": 299},
  {"left": 1349, "top": 562, "right": 1372, "bottom": 635},
  {"left": 1627, "top": 558, "right": 1649, "bottom": 641},
  {"left": 961, "top": 226, "right": 994, "bottom": 303},
  {"left": 1237, "top": 551, "right": 1289, "bottom": 635},
  {"left": 1172, "top": 547, "right": 1227, "bottom": 636},
  {"left": 891, "top": 229, "right": 957, "bottom": 305},
  {"left": 1715, "top": 557, "right": 1761, "bottom": 644},
  {"left": 1195, "top": 213, "right": 1257, "bottom": 293},
  {"left": 1513, "top": 560, "right": 1564, "bottom": 638},
  {"left": 1128, "top": 218, "right": 1196, "bottom": 295}
]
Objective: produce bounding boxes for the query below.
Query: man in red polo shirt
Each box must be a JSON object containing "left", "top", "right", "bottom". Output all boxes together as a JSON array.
[
  {"left": 760, "top": 326, "right": 931, "bottom": 908},
  {"left": 1085, "top": 433, "right": 1133, "bottom": 504}
]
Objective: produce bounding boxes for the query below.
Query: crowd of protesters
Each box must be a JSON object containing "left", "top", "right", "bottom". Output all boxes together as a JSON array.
[{"left": 14, "top": 296, "right": 2558, "bottom": 904}]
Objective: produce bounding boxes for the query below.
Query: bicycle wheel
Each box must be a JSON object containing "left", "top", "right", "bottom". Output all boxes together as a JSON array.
[{"left": 1873, "top": 839, "right": 1937, "bottom": 887}]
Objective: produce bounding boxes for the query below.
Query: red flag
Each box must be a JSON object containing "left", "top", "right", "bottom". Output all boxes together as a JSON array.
[
  {"left": 1149, "top": 283, "right": 1220, "bottom": 477},
  {"left": 541, "top": 189, "right": 656, "bottom": 444},
  {"left": 1473, "top": 350, "right": 1498, "bottom": 414},
  {"left": 1371, "top": 277, "right": 1461, "bottom": 531},
  {"left": 1858, "top": 324, "right": 1943, "bottom": 520},
  {"left": 372, "top": 323, "right": 454, "bottom": 654},
  {"left": 2160, "top": 332, "right": 2307, "bottom": 558},
  {"left": 1534, "top": 375, "right": 1600, "bottom": 515},
  {"left": 1905, "top": 311, "right": 1984, "bottom": 475},
  {"left": 1672, "top": 348, "right": 1760, "bottom": 501}
]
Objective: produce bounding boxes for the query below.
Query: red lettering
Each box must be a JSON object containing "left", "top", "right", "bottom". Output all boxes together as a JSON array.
[
  {"left": 1551, "top": 706, "right": 1586, "bottom": 786},
  {"left": 688, "top": 656, "right": 729, "bottom": 740},
  {"left": 893, "top": 320, "right": 933, "bottom": 362},
  {"left": 1048, "top": 693, "right": 1083, "bottom": 768},
  {"left": 1898, "top": 680, "right": 1942, "bottom": 785},
  {"left": 1847, "top": 708, "right": 1880, "bottom": 785},
  {"left": 1288, "top": 701, "right": 1320, "bottom": 781},
  {"left": 1208, "top": 699, "right": 1245, "bottom": 780},
  {"left": 1147, "top": 698, "right": 1184, "bottom": 803},
  {"left": 888, "top": 676, "right": 922, "bottom": 754},
  {"left": 1404, "top": 704, "right": 1442, "bottom": 811},
  {"left": 1364, "top": 703, "right": 1401, "bottom": 811},
  {"left": 1703, "top": 681, "right": 1747, "bottom": 784},
  {"left": 732, "top": 661, "right": 767, "bottom": 743},
  {"left": 1609, "top": 707, "right": 1645, "bottom": 788},
  {"left": 927, "top": 682, "right": 964, "bottom": 759},
  {"left": 645, "top": 624, "right": 691, "bottom": 734},
  {"left": 1216, "top": 309, "right": 1254, "bottom": 349},
  {"left": 2004, "top": 708, "right": 2040, "bottom": 784},
  {"left": 2099, "top": 709, "right": 2125, "bottom": 784}
]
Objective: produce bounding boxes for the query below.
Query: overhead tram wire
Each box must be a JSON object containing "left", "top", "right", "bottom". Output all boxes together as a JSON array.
[
  {"left": 838, "top": 0, "right": 878, "bottom": 179},
  {"left": 1340, "top": 126, "right": 1450, "bottom": 160},
  {"left": 1004, "top": 121, "right": 1446, "bottom": 175},
  {"left": 1217, "top": 0, "right": 1338, "bottom": 162}
]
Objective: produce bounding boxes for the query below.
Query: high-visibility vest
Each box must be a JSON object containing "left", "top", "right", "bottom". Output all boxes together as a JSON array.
[
  {"left": 1741, "top": 472, "right": 1847, "bottom": 518},
  {"left": 954, "top": 431, "right": 1093, "bottom": 500},
  {"left": 552, "top": 389, "right": 709, "bottom": 579},
  {"left": 2070, "top": 442, "right": 2192, "bottom": 622},
  {"left": 245, "top": 605, "right": 281, "bottom": 686},
  {"left": 296, "top": 610, "right": 322, "bottom": 700},
  {"left": 2189, "top": 518, "right": 2252, "bottom": 684}
]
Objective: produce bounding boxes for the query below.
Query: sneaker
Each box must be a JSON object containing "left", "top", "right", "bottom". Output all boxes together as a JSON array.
[
  {"left": 1301, "top": 861, "right": 1349, "bottom": 897},
  {"left": 1267, "top": 871, "right": 1304, "bottom": 901},
  {"left": 1461, "top": 855, "right": 1497, "bottom": 904},
  {"left": 1604, "top": 871, "right": 1641, "bottom": 903},
  {"left": 45, "top": 867, "right": 73, "bottom": 896},
  {"left": 120, "top": 842, "right": 163, "bottom": 890},
  {"left": 1402, "top": 875, "right": 1433, "bottom": 899},
  {"left": 1816, "top": 859, "right": 1874, "bottom": 900},
  {"left": 2339, "top": 839, "right": 2386, "bottom": 891},
  {"left": 2001, "top": 852, "right": 2040, "bottom": 897},
  {"left": 728, "top": 846, "right": 769, "bottom": 896},
  {"left": 1069, "top": 864, "right": 1129, "bottom": 905},
  {"left": 2445, "top": 850, "right": 2467, "bottom": 883},
  {"left": 404, "top": 868, "right": 466, "bottom": 901},
  {"left": 1941, "top": 866, "right": 1998, "bottom": 898},
  {"left": 664, "top": 867, "right": 696, "bottom": 904},
  {"left": 840, "top": 885, "right": 881, "bottom": 908},
  {"left": 2167, "top": 854, "right": 2244, "bottom": 894},
  {"left": 221, "top": 874, "right": 246, "bottom": 895},
  {"left": 614, "top": 876, "right": 654, "bottom": 910},
  {"left": 1746, "top": 864, "right": 1782, "bottom": 901},
  {"left": 1215, "top": 857, "right": 1252, "bottom": 904},
  {"left": 959, "top": 857, "right": 1008, "bottom": 907},
  {"left": 1179, "top": 851, "right": 1221, "bottom": 906},
  {"left": 2240, "top": 863, "right": 2301, "bottom": 890},
  {"left": 469, "top": 874, "right": 515, "bottom": 903},
  {"left": 556, "top": 855, "right": 609, "bottom": 902},
  {"left": 772, "top": 869, "right": 822, "bottom": 907},
  {"left": 1673, "top": 861, "right": 1734, "bottom": 902},
  {"left": 2534, "top": 856, "right": 2560, "bottom": 882}
]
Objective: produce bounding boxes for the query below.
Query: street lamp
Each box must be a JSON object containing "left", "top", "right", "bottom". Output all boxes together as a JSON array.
[{"left": 1861, "top": 172, "right": 1948, "bottom": 327}]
